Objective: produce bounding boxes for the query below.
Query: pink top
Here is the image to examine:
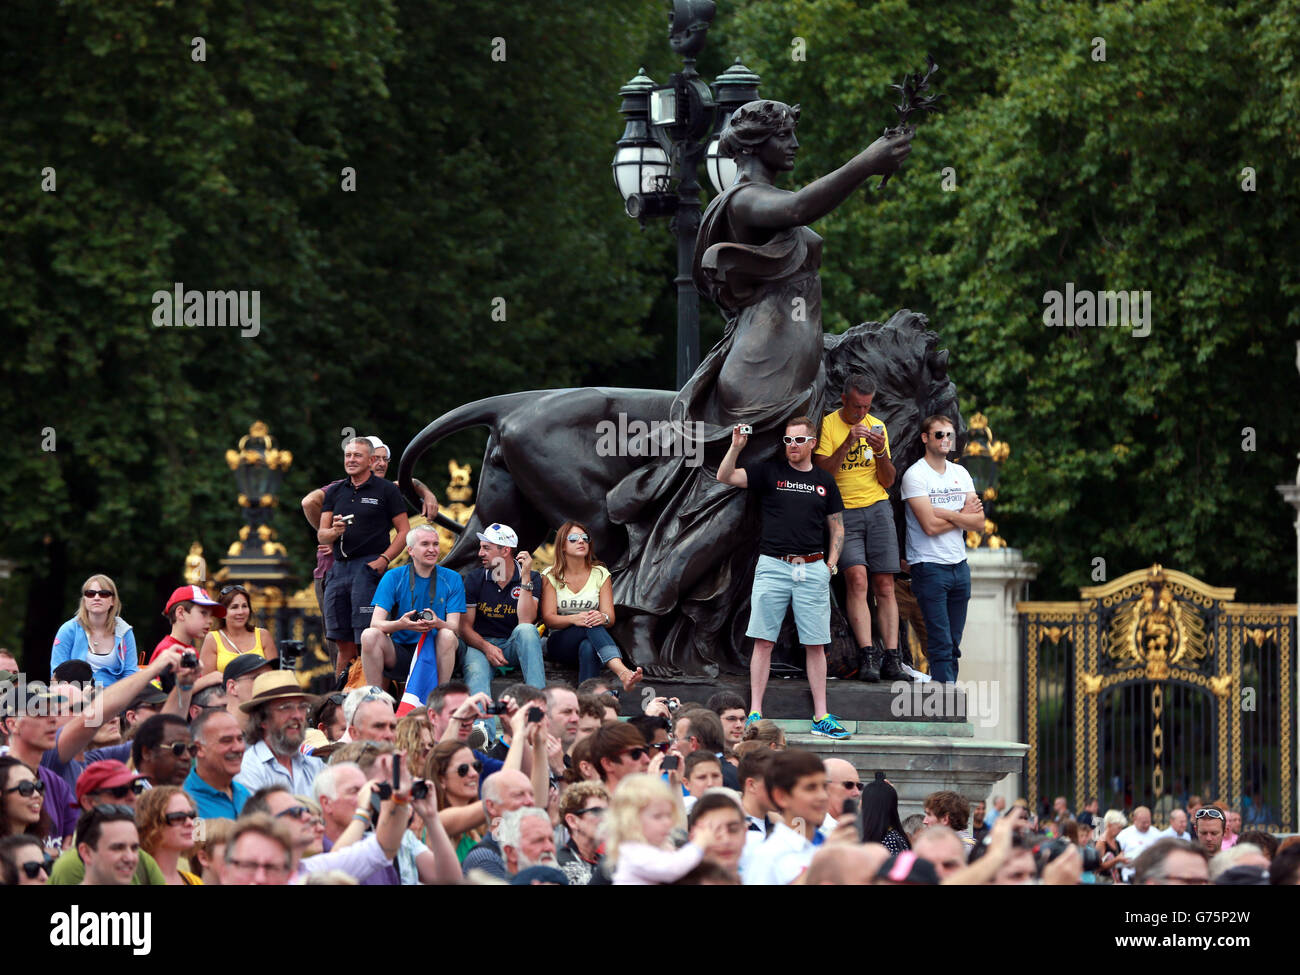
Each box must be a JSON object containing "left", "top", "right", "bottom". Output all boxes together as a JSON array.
[{"left": 611, "top": 841, "right": 705, "bottom": 885}]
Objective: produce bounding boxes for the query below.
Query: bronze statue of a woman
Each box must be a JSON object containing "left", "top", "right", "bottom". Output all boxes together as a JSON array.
[{"left": 607, "top": 101, "right": 913, "bottom": 674}]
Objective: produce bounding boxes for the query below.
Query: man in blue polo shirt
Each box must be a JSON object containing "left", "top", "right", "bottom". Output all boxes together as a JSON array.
[
  {"left": 318, "top": 437, "right": 411, "bottom": 684},
  {"left": 362, "top": 524, "right": 466, "bottom": 695},
  {"left": 459, "top": 522, "right": 544, "bottom": 732},
  {"left": 183, "top": 708, "right": 250, "bottom": 819}
]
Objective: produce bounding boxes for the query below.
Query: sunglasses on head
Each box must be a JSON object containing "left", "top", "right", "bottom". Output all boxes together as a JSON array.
[
  {"left": 566, "top": 533, "right": 589, "bottom": 543},
  {"left": 83, "top": 589, "right": 113, "bottom": 599},
  {"left": 4, "top": 780, "right": 46, "bottom": 798},
  {"left": 1194, "top": 807, "right": 1225, "bottom": 821},
  {"left": 164, "top": 810, "right": 198, "bottom": 825},
  {"left": 93, "top": 781, "right": 146, "bottom": 799},
  {"left": 220, "top": 585, "right": 249, "bottom": 596},
  {"left": 454, "top": 760, "right": 484, "bottom": 777},
  {"left": 782, "top": 435, "right": 815, "bottom": 445}
]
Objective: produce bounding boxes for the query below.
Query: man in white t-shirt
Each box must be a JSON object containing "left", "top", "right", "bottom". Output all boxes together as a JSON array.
[
  {"left": 899, "top": 415, "right": 984, "bottom": 684},
  {"left": 1115, "top": 805, "right": 1159, "bottom": 882}
]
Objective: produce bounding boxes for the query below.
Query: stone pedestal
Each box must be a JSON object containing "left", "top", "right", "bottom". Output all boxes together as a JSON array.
[
  {"left": 961, "top": 547, "right": 1038, "bottom": 805},
  {"left": 784, "top": 719, "right": 1028, "bottom": 819}
]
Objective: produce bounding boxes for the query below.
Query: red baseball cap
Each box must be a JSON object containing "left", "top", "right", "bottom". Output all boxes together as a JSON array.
[
  {"left": 76, "top": 760, "right": 146, "bottom": 803},
  {"left": 163, "top": 585, "right": 226, "bottom": 617}
]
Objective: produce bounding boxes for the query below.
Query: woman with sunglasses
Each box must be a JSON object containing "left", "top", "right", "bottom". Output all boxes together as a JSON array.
[
  {"left": 427, "top": 739, "right": 487, "bottom": 862},
  {"left": 135, "top": 786, "right": 203, "bottom": 885},
  {"left": 50, "top": 574, "right": 138, "bottom": 686},
  {"left": 0, "top": 757, "right": 54, "bottom": 847},
  {"left": 200, "top": 585, "right": 278, "bottom": 675},
  {"left": 541, "top": 521, "right": 643, "bottom": 692},
  {"left": 0, "top": 834, "right": 50, "bottom": 885}
]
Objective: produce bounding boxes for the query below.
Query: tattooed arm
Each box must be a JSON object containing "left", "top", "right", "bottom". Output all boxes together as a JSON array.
[{"left": 827, "top": 511, "right": 844, "bottom": 571}]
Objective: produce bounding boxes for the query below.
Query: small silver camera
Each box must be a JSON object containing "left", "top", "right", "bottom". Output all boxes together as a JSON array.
[
  {"left": 339, "top": 514, "right": 355, "bottom": 524},
  {"left": 738, "top": 424, "right": 753, "bottom": 435},
  {"left": 417, "top": 608, "right": 436, "bottom": 622}
]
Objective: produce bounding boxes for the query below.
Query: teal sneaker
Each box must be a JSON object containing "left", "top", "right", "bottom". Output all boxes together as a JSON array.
[
  {"left": 810, "top": 713, "right": 850, "bottom": 740},
  {"left": 744, "top": 710, "right": 762, "bottom": 733}
]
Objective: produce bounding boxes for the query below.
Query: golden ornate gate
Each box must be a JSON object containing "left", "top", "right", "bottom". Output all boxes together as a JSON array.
[{"left": 1019, "top": 565, "right": 1294, "bottom": 831}]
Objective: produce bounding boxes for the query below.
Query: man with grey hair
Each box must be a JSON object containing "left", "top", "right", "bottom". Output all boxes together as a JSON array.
[
  {"left": 814, "top": 373, "right": 904, "bottom": 682},
  {"left": 1132, "top": 837, "right": 1209, "bottom": 885},
  {"left": 1208, "top": 842, "right": 1269, "bottom": 883},
  {"left": 343, "top": 686, "right": 398, "bottom": 744},
  {"left": 461, "top": 768, "right": 537, "bottom": 880},
  {"left": 236, "top": 671, "right": 323, "bottom": 794},
  {"left": 1160, "top": 808, "right": 1192, "bottom": 842},
  {"left": 498, "top": 807, "right": 558, "bottom": 877},
  {"left": 318, "top": 436, "right": 411, "bottom": 684},
  {"left": 360, "top": 523, "right": 465, "bottom": 690}
]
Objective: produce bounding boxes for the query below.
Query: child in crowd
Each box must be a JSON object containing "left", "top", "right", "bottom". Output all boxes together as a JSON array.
[
  {"left": 150, "top": 587, "right": 225, "bottom": 664},
  {"left": 605, "top": 774, "right": 729, "bottom": 885}
]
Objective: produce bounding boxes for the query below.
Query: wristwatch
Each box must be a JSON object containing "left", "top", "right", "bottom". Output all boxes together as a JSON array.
[{"left": 519, "top": 582, "right": 534, "bottom": 592}]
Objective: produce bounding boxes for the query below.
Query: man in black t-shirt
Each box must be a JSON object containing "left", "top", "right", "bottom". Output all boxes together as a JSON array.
[
  {"left": 717, "top": 416, "right": 849, "bottom": 740},
  {"left": 318, "top": 437, "right": 411, "bottom": 682}
]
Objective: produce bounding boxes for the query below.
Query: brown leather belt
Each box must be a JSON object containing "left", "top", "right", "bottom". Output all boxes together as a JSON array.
[{"left": 779, "top": 553, "right": 824, "bottom": 563}]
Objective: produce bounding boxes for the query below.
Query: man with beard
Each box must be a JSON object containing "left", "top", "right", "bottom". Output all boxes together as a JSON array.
[
  {"left": 499, "top": 807, "right": 558, "bottom": 878},
  {"left": 236, "top": 672, "right": 323, "bottom": 794}
]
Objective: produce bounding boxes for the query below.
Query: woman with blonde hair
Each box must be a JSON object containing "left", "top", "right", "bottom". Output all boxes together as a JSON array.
[
  {"left": 50, "top": 573, "right": 138, "bottom": 685},
  {"left": 1096, "top": 809, "right": 1127, "bottom": 880},
  {"left": 542, "top": 520, "right": 642, "bottom": 691},
  {"left": 200, "top": 584, "right": 278, "bottom": 675},
  {"left": 603, "top": 773, "right": 729, "bottom": 885},
  {"left": 135, "top": 786, "right": 202, "bottom": 885},
  {"left": 395, "top": 714, "right": 435, "bottom": 778}
]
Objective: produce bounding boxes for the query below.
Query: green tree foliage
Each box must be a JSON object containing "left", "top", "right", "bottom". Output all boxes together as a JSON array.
[
  {"left": 0, "top": 0, "right": 669, "bottom": 663},
  {"left": 723, "top": 0, "right": 1300, "bottom": 599}
]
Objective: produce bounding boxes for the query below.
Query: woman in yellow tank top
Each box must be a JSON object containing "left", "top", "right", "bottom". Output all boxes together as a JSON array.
[
  {"left": 541, "top": 520, "right": 643, "bottom": 691},
  {"left": 199, "top": 584, "right": 279, "bottom": 675}
]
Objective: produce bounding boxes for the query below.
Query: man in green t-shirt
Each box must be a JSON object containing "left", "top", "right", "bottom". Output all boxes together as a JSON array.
[
  {"left": 48, "top": 760, "right": 166, "bottom": 885},
  {"left": 814, "top": 374, "right": 905, "bottom": 682}
]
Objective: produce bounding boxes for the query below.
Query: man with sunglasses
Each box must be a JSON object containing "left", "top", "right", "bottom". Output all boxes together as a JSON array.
[
  {"left": 718, "top": 416, "right": 849, "bottom": 740},
  {"left": 133, "top": 714, "right": 194, "bottom": 787},
  {"left": 900, "top": 415, "right": 983, "bottom": 684},
  {"left": 1195, "top": 804, "right": 1228, "bottom": 856},
  {"left": 823, "top": 758, "right": 862, "bottom": 826},
  {"left": 48, "top": 761, "right": 166, "bottom": 885}
]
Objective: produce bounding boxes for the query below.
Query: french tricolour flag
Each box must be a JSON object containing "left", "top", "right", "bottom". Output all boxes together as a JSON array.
[{"left": 396, "top": 632, "right": 436, "bottom": 717}]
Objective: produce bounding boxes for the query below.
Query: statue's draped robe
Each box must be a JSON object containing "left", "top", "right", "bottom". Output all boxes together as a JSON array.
[{"left": 609, "top": 174, "right": 828, "bottom": 672}]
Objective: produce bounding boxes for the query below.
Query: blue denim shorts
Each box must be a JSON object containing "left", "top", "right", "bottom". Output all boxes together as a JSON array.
[{"left": 745, "top": 555, "right": 831, "bottom": 646}]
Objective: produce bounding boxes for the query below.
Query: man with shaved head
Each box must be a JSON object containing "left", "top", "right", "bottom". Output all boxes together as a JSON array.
[
  {"left": 1115, "top": 805, "right": 1157, "bottom": 883},
  {"left": 460, "top": 769, "right": 537, "bottom": 881},
  {"left": 821, "top": 758, "right": 862, "bottom": 835},
  {"left": 803, "top": 843, "right": 890, "bottom": 885},
  {"left": 912, "top": 825, "right": 967, "bottom": 880}
]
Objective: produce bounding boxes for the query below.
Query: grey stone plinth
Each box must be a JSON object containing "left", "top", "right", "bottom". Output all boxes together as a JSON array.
[{"left": 787, "top": 729, "right": 1028, "bottom": 819}]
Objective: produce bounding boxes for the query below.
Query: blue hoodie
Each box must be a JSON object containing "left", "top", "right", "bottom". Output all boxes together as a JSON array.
[{"left": 50, "top": 616, "right": 138, "bottom": 685}]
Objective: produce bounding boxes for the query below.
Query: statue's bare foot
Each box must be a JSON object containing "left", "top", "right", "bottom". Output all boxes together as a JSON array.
[{"left": 641, "top": 662, "right": 683, "bottom": 679}]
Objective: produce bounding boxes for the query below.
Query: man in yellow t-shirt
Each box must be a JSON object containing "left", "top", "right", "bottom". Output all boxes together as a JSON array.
[{"left": 814, "top": 374, "right": 905, "bottom": 682}]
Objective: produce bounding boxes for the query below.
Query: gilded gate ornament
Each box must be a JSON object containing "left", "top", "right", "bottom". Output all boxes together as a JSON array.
[{"left": 1107, "top": 565, "right": 1209, "bottom": 672}]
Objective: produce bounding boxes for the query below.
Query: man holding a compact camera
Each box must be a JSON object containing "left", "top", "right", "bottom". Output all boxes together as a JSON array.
[
  {"left": 318, "top": 437, "right": 411, "bottom": 684},
  {"left": 361, "top": 524, "right": 466, "bottom": 694},
  {"left": 814, "top": 374, "right": 905, "bottom": 683}
]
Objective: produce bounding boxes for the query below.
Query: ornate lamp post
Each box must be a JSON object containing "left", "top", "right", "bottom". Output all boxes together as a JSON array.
[
  {"left": 612, "top": 0, "right": 762, "bottom": 389},
  {"left": 221, "top": 421, "right": 294, "bottom": 582}
]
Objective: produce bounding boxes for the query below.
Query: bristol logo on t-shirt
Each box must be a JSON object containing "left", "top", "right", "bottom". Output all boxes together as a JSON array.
[
  {"left": 815, "top": 485, "right": 826, "bottom": 496},
  {"left": 510, "top": 586, "right": 522, "bottom": 599}
]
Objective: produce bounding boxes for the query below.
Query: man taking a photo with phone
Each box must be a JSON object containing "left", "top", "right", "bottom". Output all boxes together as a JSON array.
[{"left": 814, "top": 375, "right": 905, "bottom": 683}]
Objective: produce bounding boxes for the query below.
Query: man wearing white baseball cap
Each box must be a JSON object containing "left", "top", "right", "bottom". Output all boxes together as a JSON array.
[{"left": 460, "top": 522, "right": 545, "bottom": 722}]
